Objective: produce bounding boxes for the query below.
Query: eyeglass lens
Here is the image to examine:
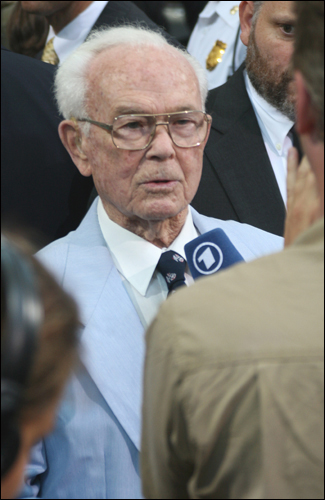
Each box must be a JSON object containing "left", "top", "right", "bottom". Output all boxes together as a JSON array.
[{"left": 112, "top": 112, "right": 207, "bottom": 150}]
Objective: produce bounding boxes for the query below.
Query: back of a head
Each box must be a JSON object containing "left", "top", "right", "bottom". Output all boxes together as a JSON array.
[
  {"left": 1, "top": 234, "right": 79, "bottom": 494},
  {"left": 293, "top": 1, "right": 324, "bottom": 141}
]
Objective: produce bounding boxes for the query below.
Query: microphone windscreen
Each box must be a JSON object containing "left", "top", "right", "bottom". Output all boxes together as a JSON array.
[{"left": 185, "top": 229, "right": 244, "bottom": 279}]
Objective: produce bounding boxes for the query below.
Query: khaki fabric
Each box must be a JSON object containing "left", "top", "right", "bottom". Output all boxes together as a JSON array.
[{"left": 142, "top": 219, "right": 324, "bottom": 499}]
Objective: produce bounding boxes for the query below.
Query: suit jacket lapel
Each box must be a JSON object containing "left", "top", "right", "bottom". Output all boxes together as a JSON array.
[
  {"left": 82, "top": 267, "right": 144, "bottom": 451},
  {"left": 63, "top": 224, "right": 144, "bottom": 450},
  {"left": 205, "top": 112, "right": 286, "bottom": 235},
  {"left": 205, "top": 64, "right": 286, "bottom": 236}
]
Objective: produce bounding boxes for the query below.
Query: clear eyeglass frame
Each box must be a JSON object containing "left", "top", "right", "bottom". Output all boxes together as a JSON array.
[{"left": 71, "top": 111, "right": 212, "bottom": 151}]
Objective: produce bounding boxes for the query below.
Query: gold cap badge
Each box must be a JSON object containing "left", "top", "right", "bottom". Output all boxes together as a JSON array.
[
  {"left": 230, "top": 5, "right": 239, "bottom": 15},
  {"left": 206, "top": 40, "right": 227, "bottom": 71}
]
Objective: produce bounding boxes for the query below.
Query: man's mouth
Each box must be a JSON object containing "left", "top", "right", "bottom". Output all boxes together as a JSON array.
[{"left": 143, "top": 179, "right": 178, "bottom": 188}]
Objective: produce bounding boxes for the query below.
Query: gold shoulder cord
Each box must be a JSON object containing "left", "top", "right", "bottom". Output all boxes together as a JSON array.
[
  {"left": 205, "top": 5, "right": 239, "bottom": 71},
  {"left": 206, "top": 40, "right": 227, "bottom": 71}
]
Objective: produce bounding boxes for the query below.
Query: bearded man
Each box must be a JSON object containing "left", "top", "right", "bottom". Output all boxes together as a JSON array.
[{"left": 191, "top": 1, "right": 301, "bottom": 237}]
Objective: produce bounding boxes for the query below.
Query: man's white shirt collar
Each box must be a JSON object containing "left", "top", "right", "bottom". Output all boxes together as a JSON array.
[
  {"left": 244, "top": 70, "right": 294, "bottom": 156},
  {"left": 97, "top": 198, "right": 198, "bottom": 296},
  {"left": 47, "top": 1, "right": 108, "bottom": 64}
]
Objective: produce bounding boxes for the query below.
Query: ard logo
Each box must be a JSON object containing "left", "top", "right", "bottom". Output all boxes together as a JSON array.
[
  {"left": 166, "top": 273, "right": 176, "bottom": 283},
  {"left": 193, "top": 242, "right": 223, "bottom": 275},
  {"left": 172, "top": 254, "right": 184, "bottom": 263}
]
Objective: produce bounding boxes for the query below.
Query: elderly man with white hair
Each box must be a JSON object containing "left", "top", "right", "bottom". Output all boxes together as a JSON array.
[{"left": 20, "top": 26, "right": 283, "bottom": 499}]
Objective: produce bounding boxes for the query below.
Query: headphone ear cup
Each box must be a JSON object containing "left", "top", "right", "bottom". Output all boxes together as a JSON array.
[{"left": 1, "top": 415, "right": 21, "bottom": 479}]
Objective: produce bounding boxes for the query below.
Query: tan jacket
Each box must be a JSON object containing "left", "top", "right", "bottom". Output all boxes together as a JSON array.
[{"left": 142, "top": 219, "right": 324, "bottom": 499}]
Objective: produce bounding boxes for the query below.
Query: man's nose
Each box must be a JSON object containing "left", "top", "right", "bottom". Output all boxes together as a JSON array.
[{"left": 147, "top": 122, "right": 176, "bottom": 158}]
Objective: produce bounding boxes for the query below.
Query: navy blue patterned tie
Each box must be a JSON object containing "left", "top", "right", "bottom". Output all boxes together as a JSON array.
[{"left": 157, "top": 250, "right": 187, "bottom": 295}]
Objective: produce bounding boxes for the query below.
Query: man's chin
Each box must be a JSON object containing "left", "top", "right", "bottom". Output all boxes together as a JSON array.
[
  {"left": 249, "top": 73, "right": 296, "bottom": 119},
  {"left": 137, "top": 201, "right": 187, "bottom": 223}
]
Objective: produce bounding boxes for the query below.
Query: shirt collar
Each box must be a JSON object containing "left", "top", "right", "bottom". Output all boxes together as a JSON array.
[
  {"left": 48, "top": 1, "right": 108, "bottom": 40},
  {"left": 199, "top": 1, "right": 241, "bottom": 27},
  {"left": 245, "top": 70, "right": 294, "bottom": 155},
  {"left": 97, "top": 198, "right": 198, "bottom": 296},
  {"left": 47, "top": 1, "right": 108, "bottom": 62}
]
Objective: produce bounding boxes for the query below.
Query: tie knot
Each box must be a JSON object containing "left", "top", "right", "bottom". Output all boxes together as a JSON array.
[
  {"left": 157, "top": 250, "right": 186, "bottom": 295},
  {"left": 41, "top": 37, "right": 59, "bottom": 65}
]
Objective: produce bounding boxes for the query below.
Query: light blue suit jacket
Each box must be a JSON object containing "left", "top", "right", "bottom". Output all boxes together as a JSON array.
[{"left": 21, "top": 199, "right": 283, "bottom": 499}]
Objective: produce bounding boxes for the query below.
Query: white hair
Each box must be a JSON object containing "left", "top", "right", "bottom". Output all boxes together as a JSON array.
[{"left": 54, "top": 25, "right": 208, "bottom": 135}]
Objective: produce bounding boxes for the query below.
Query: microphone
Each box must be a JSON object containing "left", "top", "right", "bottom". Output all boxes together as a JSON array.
[{"left": 185, "top": 229, "right": 244, "bottom": 279}]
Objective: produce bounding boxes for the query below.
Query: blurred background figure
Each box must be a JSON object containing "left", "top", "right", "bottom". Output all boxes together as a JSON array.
[
  {"left": 6, "top": 0, "right": 48, "bottom": 57},
  {"left": 11, "top": 1, "right": 182, "bottom": 65},
  {"left": 141, "top": 1, "right": 324, "bottom": 498},
  {"left": 1, "top": 234, "right": 79, "bottom": 499},
  {"left": 4, "top": 1, "right": 197, "bottom": 59},
  {"left": 133, "top": 1, "right": 206, "bottom": 46},
  {"left": 187, "top": 1, "right": 247, "bottom": 89},
  {"left": 1, "top": 1, "right": 16, "bottom": 48}
]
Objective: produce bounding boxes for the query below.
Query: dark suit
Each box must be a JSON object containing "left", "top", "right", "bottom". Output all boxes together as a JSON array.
[
  {"left": 192, "top": 63, "right": 301, "bottom": 237},
  {"left": 90, "top": 1, "right": 182, "bottom": 48},
  {"left": 1, "top": 48, "right": 93, "bottom": 245}
]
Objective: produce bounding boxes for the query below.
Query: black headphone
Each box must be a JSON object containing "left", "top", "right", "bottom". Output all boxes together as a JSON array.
[{"left": 1, "top": 236, "right": 43, "bottom": 479}]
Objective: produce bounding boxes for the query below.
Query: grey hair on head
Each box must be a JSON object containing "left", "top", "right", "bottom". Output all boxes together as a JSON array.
[{"left": 54, "top": 25, "right": 208, "bottom": 136}]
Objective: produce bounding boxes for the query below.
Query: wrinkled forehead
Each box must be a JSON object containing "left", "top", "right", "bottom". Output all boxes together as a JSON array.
[{"left": 86, "top": 45, "right": 201, "bottom": 110}]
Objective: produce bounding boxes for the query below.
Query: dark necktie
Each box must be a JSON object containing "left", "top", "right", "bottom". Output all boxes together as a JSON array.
[{"left": 157, "top": 250, "right": 187, "bottom": 295}]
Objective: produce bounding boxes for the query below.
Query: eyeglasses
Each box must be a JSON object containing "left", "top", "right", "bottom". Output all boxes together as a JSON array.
[{"left": 71, "top": 111, "right": 211, "bottom": 151}]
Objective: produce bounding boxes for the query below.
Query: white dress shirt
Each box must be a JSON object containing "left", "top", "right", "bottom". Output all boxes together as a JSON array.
[
  {"left": 97, "top": 198, "right": 198, "bottom": 329},
  {"left": 244, "top": 71, "right": 294, "bottom": 206},
  {"left": 46, "top": 1, "right": 108, "bottom": 64},
  {"left": 187, "top": 1, "right": 247, "bottom": 90}
]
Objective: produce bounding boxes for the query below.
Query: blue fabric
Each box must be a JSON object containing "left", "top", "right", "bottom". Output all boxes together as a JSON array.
[{"left": 19, "top": 198, "right": 283, "bottom": 499}]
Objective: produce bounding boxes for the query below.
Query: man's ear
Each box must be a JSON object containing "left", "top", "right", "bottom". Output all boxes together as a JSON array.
[
  {"left": 294, "top": 71, "right": 316, "bottom": 138},
  {"left": 239, "top": 1, "right": 255, "bottom": 47},
  {"left": 58, "top": 120, "right": 92, "bottom": 177}
]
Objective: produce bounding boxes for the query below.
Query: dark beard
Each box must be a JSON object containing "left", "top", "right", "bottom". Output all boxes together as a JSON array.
[{"left": 246, "top": 28, "right": 296, "bottom": 121}]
